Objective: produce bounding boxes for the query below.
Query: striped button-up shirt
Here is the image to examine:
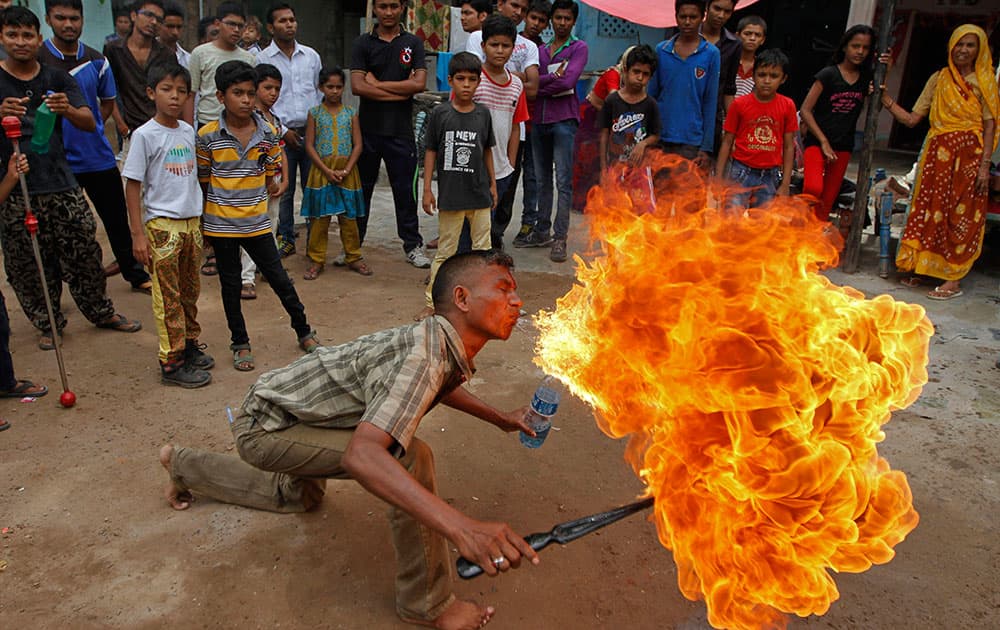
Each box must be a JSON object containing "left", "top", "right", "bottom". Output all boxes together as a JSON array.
[
  {"left": 196, "top": 112, "right": 282, "bottom": 238},
  {"left": 243, "top": 316, "right": 474, "bottom": 455}
]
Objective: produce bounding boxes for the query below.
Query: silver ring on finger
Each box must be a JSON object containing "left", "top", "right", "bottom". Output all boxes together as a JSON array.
[{"left": 492, "top": 556, "right": 505, "bottom": 567}]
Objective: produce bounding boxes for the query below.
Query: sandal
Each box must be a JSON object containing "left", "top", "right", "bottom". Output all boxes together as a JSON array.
[
  {"left": 200, "top": 254, "right": 218, "bottom": 276},
  {"left": 900, "top": 276, "right": 923, "bottom": 288},
  {"left": 38, "top": 330, "right": 62, "bottom": 351},
  {"left": 96, "top": 313, "right": 142, "bottom": 333},
  {"left": 0, "top": 379, "right": 48, "bottom": 398},
  {"left": 132, "top": 280, "right": 153, "bottom": 295},
  {"left": 927, "top": 286, "right": 963, "bottom": 301},
  {"left": 241, "top": 283, "right": 257, "bottom": 300},
  {"left": 231, "top": 344, "right": 254, "bottom": 371},
  {"left": 303, "top": 264, "right": 324, "bottom": 280},
  {"left": 0, "top": 418, "right": 9, "bottom": 432},
  {"left": 347, "top": 260, "right": 373, "bottom": 276},
  {"left": 298, "top": 331, "right": 321, "bottom": 354}
]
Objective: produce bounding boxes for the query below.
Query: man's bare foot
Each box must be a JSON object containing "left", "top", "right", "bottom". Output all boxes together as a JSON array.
[
  {"left": 413, "top": 306, "right": 435, "bottom": 322},
  {"left": 401, "top": 599, "right": 495, "bottom": 630},
  {"left": 159, "top": 444, "right": 193, "bottom": 510}
]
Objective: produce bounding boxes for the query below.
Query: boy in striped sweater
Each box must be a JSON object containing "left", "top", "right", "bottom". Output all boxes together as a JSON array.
[{"left": 197, "top": 60, "right": 319, "bottom": 371}]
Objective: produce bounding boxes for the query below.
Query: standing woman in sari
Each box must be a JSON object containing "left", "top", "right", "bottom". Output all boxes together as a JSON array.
[{"left": 881, "top": 24, "right": 998, "bottom": 300}]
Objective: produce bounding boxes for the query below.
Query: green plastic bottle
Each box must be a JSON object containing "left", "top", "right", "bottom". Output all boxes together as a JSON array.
[{"left": 30, "top": 92, "right": 56, "bottom": 154}]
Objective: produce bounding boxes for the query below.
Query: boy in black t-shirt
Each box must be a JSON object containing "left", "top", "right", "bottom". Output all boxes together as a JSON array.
[
  {"left": 417, "top": 52, "right": 496, "bottom": 321},
  {"left": 599, "top": 45, "right": 661, "bottom": 172},
  {"left": 0, "top": 7, "right": 141, "bottom": 350}
]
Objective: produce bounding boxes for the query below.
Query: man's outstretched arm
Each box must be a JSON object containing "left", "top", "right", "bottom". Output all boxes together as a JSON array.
[
  {"left": 441, "top": 386, "right": 532, "bottom": 434},
  {"left": 342, "top": 422, "right": 539, "bottom": 575}
]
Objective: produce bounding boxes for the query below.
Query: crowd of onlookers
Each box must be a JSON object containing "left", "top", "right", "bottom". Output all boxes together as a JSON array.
[{"left": 0, "top": 0, "right": 995, "bottom": 418}]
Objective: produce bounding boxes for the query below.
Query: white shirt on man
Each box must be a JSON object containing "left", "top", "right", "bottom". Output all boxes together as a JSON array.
[{"left": 256, "top": 40, "right": 322, "bottom": 129}]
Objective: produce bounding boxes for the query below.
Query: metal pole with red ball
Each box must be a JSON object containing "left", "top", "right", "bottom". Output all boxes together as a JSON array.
[{"left": 1, "top": 115, "right": 75, "bottom": 407}]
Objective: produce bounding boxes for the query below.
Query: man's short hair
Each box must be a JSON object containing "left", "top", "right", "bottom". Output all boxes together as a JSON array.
[
  {"left": 256, "top": 63, "right": 283, "bottom": 84},
  {"left": 528, "top": 0, "right": 553, "bottom": 17},
  {"left": 265, "top": 2, "right": 293, "bottom": 24},
  {"left": 164, "top": 0, "right": 185, "bottom": 20},
  {"left": 625, "top": 44, "right": 657, "bottom": 71},
  {"left": 216, "top": 1, "right": 245, "bottom": 21},
  {"left": 550, "top": 0, "right": 578, "bottom": 19},
  {"left": 754, "top": 48, "right": 789, "bottom": 74},
  {"left": 134, "top": 0, "right": 166, "bottom": 13},
  {"left": 736, "top": 15, "right": 766, "bottom": 35},
  {"left": 432, "top": 250, "right": 515, "bottom": 312},
  {"left": 463, "top": 0, "right": 491, "bottom": 15},
  {"left": 675, "top": 0, "right": 706, "bottom": 14},
  {"left": 44, "top": 0, "right": 83, "bottom": 14},
  {"left": 1, "top": 6, "right": 40, "bottom": 30},
  {"left": 147, "top": 62, "right": 191, "bottom": 91},
  {"left": 448, "top": 51, "right": 482, "bottom": 78},
  {"left": 215, "top": 60, "right": 258, "bottom": 92},
  {"left": 113, "top": 7, "right": 130, "bottom": 19},
  {"left": 197, "top": 16, "right": 215, "bottom": 40},
  {"left": 482, "top": 14, "right": 517, "bottom": 44}
]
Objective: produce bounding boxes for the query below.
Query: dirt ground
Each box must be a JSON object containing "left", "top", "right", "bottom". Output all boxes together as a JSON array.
[{"left": 1, "top": 182, "right": 999, "bottom": 629}]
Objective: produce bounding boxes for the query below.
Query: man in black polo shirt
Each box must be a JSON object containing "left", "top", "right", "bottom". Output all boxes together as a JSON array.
[
  {"left": 103, "top": 0, "right": 174, "bottom": 144},
  {"left": 350, "top": 0, "right": 430, "bottom": 269}
]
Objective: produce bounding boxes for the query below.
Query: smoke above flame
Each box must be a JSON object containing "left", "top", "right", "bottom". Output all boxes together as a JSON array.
[{"left": 534, "top": 155, "right": 930, "bottom": 629}]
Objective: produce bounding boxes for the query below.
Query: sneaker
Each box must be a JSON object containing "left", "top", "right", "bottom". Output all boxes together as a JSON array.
[
  {"left": 184, "top": 340, "right": 215, "bottom": 370},
  {"left": 514, "top": 230, "right": 553, "bottom": 248},
  {"left": 161, "top": 362, "right": 212, "bottom": 388},
  {"left": 406, "top": 246, "right": 431, "bottom": 269},
  {"left": 550, "top": 238, "right": 568, "bottom": 262},
  {"left": 332, "top": 252, "right": 347, "bottom": 267},
  {"left": 277, "top": 237, "right": 296, "bottom": 258},
  {"left": 512, "top": 225, "right": 533, "bottom": 247}
]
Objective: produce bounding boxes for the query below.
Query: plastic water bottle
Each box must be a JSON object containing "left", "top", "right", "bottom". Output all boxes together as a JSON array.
[
  {"left": 520, "top": 375, "right": 560, "bottom": 448},
  {"left": 31, "top": 92, "right": 57, "bottom": 155}
]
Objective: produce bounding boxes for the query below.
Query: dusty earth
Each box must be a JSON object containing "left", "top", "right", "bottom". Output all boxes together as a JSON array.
[{"left": 1, "top": 182, "right": 999, "bottom": 630}]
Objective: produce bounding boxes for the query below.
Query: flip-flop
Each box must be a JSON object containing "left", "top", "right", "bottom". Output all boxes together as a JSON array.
[
  {"left": 132, "top": 280, "right": 153, "bottom": 294},
  {"left": 347, "top": 260, "right": 373, "bottom": 276},
  {"left": 900, "top": 276, "right": 922, "bottom": 288},
  {"left": 200, "top": 254, "right": 218, "bottom": 276},
  {"left": 96, "top": 313, "right": 142, "bottom": 332},
  {"left": 0, "top": 380, "right": 48, "bottom": 398},
  {"left": 0, "top": 418, "right": 9, "bottom": 431},
  {"left": 241, "top": 284, "right": 257, "bottom": 300},
  {"left": 927, "top": 286, "right": 963, "bottom": 301}
]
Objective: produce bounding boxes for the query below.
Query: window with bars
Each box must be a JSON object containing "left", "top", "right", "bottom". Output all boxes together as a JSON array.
[{"left": 598, "top": 12, "right": 639, "bottom": 39}]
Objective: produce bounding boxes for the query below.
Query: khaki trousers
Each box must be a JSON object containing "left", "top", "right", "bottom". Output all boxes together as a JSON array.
[
  {"left": 426, "top": 209, "right": 491, "bottom": 307},
  {"left": 169, "top": 410, "right": 455, "bottom": 621}
]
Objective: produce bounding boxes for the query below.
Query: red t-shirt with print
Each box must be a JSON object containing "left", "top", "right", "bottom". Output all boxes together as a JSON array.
[{"left": 723, "top": 92, "right": 798, "bottom": 169}]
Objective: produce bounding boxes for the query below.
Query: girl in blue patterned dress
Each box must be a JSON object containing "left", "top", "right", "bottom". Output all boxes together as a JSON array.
[{"left": 301, "top": 67, "right": 368, "bottom": 279}]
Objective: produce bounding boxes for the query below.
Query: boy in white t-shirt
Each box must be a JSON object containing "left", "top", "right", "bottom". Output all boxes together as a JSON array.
[
  {"left": 475, "top": 15, "right": 530, "bottom": 248},
  {"left": 123, "top": 64, "right": 213, "bottom": 389}
]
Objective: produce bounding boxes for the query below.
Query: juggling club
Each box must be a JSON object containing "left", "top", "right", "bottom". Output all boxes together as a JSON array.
[{"left": 1, "top": 116, "right": 75, "bottom": 408}]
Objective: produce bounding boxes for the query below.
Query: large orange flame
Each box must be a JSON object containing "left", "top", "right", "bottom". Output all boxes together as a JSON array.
[{"left": 534, "top": 155, "right": 931, "bottom": 629}]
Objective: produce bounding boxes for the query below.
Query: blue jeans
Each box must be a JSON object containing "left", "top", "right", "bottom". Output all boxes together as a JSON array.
[
  {"left": 530, "top": 120, "right": 577, "bottom": 240},
  {"left": 519, "top": 129, "right": 538, "bottom": 229},
  {"left": 725, "top": 159, "right": 781, "bottom": 210},
  {"left": 278, "top": 140, "right": 311, "bottom": 245}
]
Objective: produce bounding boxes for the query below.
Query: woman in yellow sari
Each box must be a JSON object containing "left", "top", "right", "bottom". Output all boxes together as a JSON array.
[{"left": 881, "top": 24, "right": 998, "bottom": 300}]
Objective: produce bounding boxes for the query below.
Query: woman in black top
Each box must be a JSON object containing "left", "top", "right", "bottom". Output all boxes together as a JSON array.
[{"left": 800, "top": 25, "right": 876, "bottom": 222}]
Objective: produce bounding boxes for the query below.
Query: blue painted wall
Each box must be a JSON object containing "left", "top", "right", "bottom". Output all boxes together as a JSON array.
[{"left": 573, "top": 5, "right": 666, "bottom": 72}]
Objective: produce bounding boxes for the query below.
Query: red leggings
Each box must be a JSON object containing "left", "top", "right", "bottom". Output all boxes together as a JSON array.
[{"left": 802, "top": 145, "right": 851, "bottom": 221}]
